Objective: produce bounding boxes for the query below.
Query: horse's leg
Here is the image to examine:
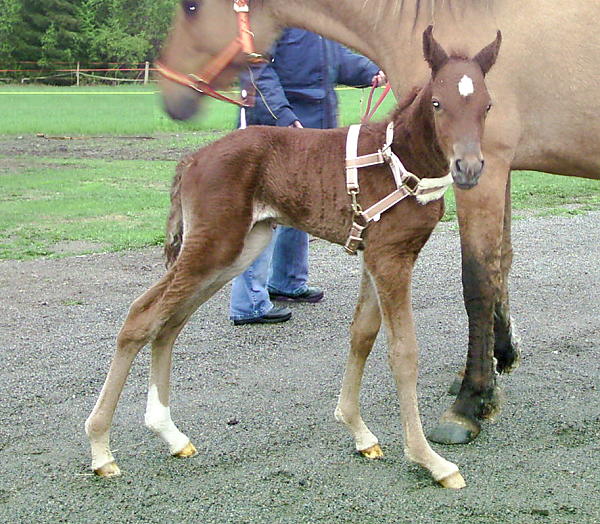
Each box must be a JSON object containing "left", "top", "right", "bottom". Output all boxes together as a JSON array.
[
  {"left": 366, "top": 254, "right": 465, "bottom": 488},
  {"left": 85, "top": 273, "right": 184, "bottom": 477},
  {"left": 335, "top": 266, "right": 383, "bottom": 458},
  {"left": 429, "top": 157, "right": 509, "bottom": 445},
  {"left": 142, "top": 220, "right": 276, "bottom": 459},
  {"left": 144, "top": 325, "right": 196, "bottom": 460},
  {"left": 447, "top": 175, "right": 520, "bottom": 395},
  {"left": 86, "top": 220, "right": 274, "bottom": 476},
  {"left": 493, "top": 173, "right": 521, "bottom": 374}
]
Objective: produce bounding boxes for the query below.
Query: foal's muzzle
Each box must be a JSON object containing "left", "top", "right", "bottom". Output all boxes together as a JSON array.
[{"left": 451, "top": 154, "right": 485, "bottom": 190}]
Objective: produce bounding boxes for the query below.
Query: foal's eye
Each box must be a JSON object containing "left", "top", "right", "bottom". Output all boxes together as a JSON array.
[
  {"left": 432, "top": 100, "right": 441, "bottom": 111},
  {"left": 486, "top": 103, "right": 493, "bottom": 112},
  {"left": 182, "top": 0, "right": 199, "bottom": 16}
]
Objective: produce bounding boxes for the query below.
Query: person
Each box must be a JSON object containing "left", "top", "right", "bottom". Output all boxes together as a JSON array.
[{"left": 230, "top": 28, "right": 386, "bottom": 326}]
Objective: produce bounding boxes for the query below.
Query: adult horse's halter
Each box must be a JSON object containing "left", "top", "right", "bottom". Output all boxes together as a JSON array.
[{"left": 155, "top": 0, "right": 265, "bottom": 107}]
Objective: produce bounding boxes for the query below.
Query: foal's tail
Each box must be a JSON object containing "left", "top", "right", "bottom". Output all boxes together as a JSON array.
[{"left": 164, "top": 158, "right": 190, "bottom": 268}]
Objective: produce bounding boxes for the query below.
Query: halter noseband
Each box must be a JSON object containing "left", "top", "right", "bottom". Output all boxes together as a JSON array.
[{"left": 155, "top": 0, "right": 265, "bottom": 107}]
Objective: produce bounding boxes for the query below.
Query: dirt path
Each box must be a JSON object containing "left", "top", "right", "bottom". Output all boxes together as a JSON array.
[{"left": 1, "top": 210, "right": 599, "bottom": 523}]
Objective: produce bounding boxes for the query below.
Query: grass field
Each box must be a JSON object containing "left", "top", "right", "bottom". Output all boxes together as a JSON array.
[
  {"left": 0, "top": 84, "right": 396, "bottom": 135},
  {"left": 1, "top": 84, "right": 599, "bottom": 260}
]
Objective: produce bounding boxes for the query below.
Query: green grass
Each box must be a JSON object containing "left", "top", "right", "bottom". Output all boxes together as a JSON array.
[
  {"left": 2, "top": 154, "right": 599, "bottom": 260},
  {"left": 1, "top": 84, "right": 598, "bottom": 260},
  {"left": 0, "top": 84, "right": 395, "bottom": 135},
  {"left": 0, "top": 157, "right": 174, "bottom": 259},
  {"left": 442, "top": 172, "right": 600, "bottom": 223}
]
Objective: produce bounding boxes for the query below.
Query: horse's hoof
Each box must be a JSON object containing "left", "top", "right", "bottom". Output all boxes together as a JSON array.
[
  {"left": 93, "top": 461, "right": 121, "bottom": 477},
  {"left": 359, "top": 444, "right": 384, "bottom": 459},
  {"left": 428, "top": 417, "right": 480, "bottom": 444},
  {"left": 173, "top": 441, "right": 197, "bottom": 458},
  {"left": 438, "top": 471, "right": 466, "bottom": 489}
]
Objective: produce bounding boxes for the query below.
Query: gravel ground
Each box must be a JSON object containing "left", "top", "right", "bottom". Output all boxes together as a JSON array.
[
  {"left": 2, "top": 134, "right": 599, "bottom": 522},
  {"left": 1, "top": 207, "right": 599, "bottom": 523}
]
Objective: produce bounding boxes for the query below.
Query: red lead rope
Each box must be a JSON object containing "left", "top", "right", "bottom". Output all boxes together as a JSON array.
[{"left": 361, "top": 81, "right": 392, "bottom": 123}]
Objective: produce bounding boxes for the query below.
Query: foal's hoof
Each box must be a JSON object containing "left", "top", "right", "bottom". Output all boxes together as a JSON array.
[
  {"left": 173, "top": 441, "right": 197, "bottom": 458},
  {"left": 428, "top": 416, "right": 480, "bottom": 445},
  {"left": 94, "top": 461, "right": 121, "bottom": 478},
  {"left": 438, "top": 471, "right": 466, "bottom": 489},
  {"left": 359, "top": 444, "right": 384, "bottom": 459}
]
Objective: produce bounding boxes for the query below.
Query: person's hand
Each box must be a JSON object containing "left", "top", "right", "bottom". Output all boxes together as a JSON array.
[
  {"left": 372, "top": 70, "right": 387, "bottom": 87},
  {"left": 289, "top": 120, "right": 303, "bottom": 128}
]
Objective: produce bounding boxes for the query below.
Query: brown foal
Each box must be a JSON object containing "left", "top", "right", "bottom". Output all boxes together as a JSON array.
[{"left": 85, "top": 28, "right": 500, "bottom": 489}]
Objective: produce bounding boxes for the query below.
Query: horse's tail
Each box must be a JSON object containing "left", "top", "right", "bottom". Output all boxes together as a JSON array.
[{"left": 164, "top": 159, "right": 189, "bottom": 268}]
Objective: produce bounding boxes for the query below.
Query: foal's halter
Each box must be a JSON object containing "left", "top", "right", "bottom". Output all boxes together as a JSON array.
[
  {"left": 344, "top": 122, "right": 453, "bottom": 254},
  {"left": 155, "top": 0, "right": 265, "bottom": 107}
]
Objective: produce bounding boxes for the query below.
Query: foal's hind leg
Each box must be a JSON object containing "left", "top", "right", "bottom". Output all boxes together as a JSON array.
[
  {"left": 144, "top": 326, "right": 197, "bottom": 460},
  {"left": 85, "top": 274, "right": 179, "bottom": 477},
  {"left": 142, "top": 221, "right": 275, "bottom": 459},
  {"left": 86, "top": 221, "right": 274, "bottom": 476},
  {"left": 335, "top": 266, "right": 383, "bottom": 458},
  {"left": 365, "top": 253, "right": 465, "bottom": 488}
]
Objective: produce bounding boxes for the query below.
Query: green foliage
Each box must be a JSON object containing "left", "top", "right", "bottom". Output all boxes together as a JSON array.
[
  {"left": 0, "top": 0, "right": 178, "bottom": 70},
  {"left": 0, "top": 0, "right": 21, "bottom": 65},
  {"left": 13, "top": 0, "right": 80, "bottom": 64}
]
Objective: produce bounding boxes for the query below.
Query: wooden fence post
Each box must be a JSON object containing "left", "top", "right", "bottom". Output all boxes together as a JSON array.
[
  {"left": 76, "top": 62, "right": 80, "bottom": 86},
  {"left": 144, "top": 61, "right": 149, "bottom": 85}
]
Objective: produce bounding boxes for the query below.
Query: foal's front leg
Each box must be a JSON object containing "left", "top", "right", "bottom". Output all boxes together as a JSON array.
[
  {"left": 335, "top": 266, "right": 383, "bottom": 458},
  {"left": 366, "top": 254, "right": 465, "bottom": 488}
]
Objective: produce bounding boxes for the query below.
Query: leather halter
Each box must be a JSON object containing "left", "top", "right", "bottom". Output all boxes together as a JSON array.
[
  {"left": 155, "top": 0, "right": 265, "bottom": 107},
  {"left": 344, "top": 122, "right": 453, "bottom": 254}
]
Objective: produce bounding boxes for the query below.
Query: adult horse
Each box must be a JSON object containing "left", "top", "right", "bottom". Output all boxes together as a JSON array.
[{"left": 157, "top": 0, "right": 600, "bottom": 444}]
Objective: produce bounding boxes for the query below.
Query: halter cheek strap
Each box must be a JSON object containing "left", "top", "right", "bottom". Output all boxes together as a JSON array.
[{"left": 156, "top": 0, "right": 266, "bottom": 107}]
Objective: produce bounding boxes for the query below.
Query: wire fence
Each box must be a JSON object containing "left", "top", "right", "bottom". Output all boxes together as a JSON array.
[{"left": 0, "top": 62, "right": 155, "bottom": 85}]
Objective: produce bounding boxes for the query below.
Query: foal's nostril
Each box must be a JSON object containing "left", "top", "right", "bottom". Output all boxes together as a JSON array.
[{"left": 455, "top": 158, "right": 463, "bottom": 173}]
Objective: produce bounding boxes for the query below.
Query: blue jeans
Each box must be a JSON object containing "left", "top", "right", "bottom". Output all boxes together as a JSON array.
[{"left": 229, "top": 226, "right": 309, "bottom": 321}]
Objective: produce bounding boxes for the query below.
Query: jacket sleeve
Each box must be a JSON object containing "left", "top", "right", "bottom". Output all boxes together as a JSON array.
[
  {"left": 335, "top": 44, "right": 381, "bottom": 88},
  {"left": 250, "top": 61, "right": 299, "bottom": 127}
]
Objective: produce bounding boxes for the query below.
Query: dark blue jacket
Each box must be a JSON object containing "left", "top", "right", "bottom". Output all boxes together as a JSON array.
[{"left": 244, "top": 28, "right": 380, "bottom": 129}]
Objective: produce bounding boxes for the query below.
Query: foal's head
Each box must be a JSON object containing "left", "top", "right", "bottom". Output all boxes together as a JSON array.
[{"left": 422, "top": 26, "right": 501, "bottom": 189}]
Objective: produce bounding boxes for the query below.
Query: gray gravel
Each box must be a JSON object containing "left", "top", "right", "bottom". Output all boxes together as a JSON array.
[{"left": 0, "top": 211, "right": 599, "bottom": 523}]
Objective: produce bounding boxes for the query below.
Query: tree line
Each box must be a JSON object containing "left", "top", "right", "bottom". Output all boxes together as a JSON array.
[{"left": 0, "top": 0, "right": 178, "bottom": 69}]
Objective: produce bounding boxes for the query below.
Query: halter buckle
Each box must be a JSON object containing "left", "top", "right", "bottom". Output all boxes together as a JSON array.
[{"left": 402, "top": 172, "right": 421, "bottom": 195}]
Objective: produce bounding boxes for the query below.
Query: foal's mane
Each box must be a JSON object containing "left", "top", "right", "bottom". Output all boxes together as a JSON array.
[{"left": 387, "top": 86, "right": 422, "bottom": 124}]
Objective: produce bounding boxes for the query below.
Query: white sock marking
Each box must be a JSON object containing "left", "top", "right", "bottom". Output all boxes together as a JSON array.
[{"left": 145, "top": 384, "right": 189, "bottom": 454}]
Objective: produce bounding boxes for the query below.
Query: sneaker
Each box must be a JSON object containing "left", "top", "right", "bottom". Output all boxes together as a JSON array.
[
  {"left": 233, "top": 306, "right": 292, "bottom": 326},
  {"left": 269, "top": 286, "right": 324, "bottom": 303}
]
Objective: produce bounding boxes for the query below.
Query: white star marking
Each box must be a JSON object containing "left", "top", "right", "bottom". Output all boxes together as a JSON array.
[{"left": 458, "top": 75, "right": 474, "bottom": 97}]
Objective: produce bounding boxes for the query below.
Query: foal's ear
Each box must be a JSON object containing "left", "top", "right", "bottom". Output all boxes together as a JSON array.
[
  {"left": 473, "top": 30, "right": 502, "bottom": 75},
  {"left": 422, "top": 25, "right": 449, "bottom": 75}
]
